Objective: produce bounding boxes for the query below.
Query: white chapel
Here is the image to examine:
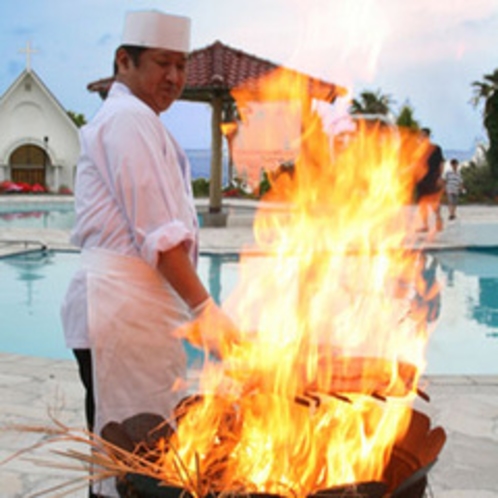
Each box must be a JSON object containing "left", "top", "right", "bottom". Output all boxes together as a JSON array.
[{"left": 0, "top": 44, "right": 79, "bottom": 192}]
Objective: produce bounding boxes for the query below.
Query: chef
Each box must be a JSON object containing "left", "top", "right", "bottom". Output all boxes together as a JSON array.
[{"left": 61, "top": 10, "right": 237, "bottom": 497}]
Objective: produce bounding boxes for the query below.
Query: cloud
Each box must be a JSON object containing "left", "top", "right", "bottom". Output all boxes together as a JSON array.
[
  {"left": 1, "top": 0, "right": 496, "bottom": 152},
  {"left": 380, "top": 1, "right": 498, "bottom": 64}
]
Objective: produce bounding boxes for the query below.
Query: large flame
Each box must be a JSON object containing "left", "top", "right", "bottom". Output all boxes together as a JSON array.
[{"left": 165, "top": 68, "right": 435, "bottom": 497}]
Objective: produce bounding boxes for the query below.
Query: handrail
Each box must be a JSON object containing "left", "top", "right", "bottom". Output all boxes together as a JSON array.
[{"left": 0, "top": 239, "right": 47, "bottom": 249}]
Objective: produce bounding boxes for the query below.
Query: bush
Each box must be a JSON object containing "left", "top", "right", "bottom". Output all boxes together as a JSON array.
[
  {"left": 258, "top": 171, "right": 271, "bottom": 197},
  {"left": 461, "top": 162, "right": 498, "bottom": 203},
  {"left": 191, "top": 173, "right": 284, "bottom": 200},
  {"left": 192, "top": 178, "right": 210, "bottom": 198},
  {"left": 221, "top": 177, "right": 259, "bottom": 199}
]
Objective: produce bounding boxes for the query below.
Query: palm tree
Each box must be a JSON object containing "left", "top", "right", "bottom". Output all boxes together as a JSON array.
[
  {"left": 471, "top": 69, "right": 498, "bottom": 107},
  {"left": 350, "top": 89, "right": 394, "bottom": 118},
  {"left": 472, "top": 69, "right": 498, "bottom": 178}
]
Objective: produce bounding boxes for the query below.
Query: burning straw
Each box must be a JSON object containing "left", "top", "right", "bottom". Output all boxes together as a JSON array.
[{"left": 2, "top": 414, "right": 203, "bottom": 498}]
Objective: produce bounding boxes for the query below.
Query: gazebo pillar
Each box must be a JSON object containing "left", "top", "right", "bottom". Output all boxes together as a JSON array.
[{"left": 202, "top": 94, "right": 228, "bottom": 227}]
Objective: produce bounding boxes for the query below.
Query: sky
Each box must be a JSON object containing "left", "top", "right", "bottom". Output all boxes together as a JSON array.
[{"left": 0, "top": 0, "right": 497, "bottom": 154}]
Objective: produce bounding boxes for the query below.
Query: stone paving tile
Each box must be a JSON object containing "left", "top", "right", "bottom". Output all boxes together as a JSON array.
[
  {"left": 0, "top": 353, "right": 86, "bottom": 497},
  {"left": 413, "top": 377, "right": 498, "bottom": 497}
]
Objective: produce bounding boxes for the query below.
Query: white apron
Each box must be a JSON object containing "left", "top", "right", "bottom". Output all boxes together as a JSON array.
[{"left": 84, "top": 248, "right": 189, "bottom": 496}]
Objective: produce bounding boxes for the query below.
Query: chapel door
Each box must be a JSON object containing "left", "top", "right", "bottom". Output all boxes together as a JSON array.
[{"left": 10, "top": 144, "right": 48, "bottom": 185}]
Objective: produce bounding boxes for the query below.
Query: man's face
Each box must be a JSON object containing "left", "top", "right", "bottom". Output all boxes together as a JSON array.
[{"left": 116, "top": 47, "right": 188, "bottom": 114}]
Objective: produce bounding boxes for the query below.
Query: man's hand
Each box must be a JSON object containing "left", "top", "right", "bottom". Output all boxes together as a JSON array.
[{"left": 179, "top": 297, "right": 241, "bottom": 359}]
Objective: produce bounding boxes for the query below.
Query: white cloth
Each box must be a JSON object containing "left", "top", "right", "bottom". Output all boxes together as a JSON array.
[
  {"left": 83, "top": 248, "right": 189, "bottom": 496},
  {"left": 122, "top": 10, "right": 191, "bottom": 52},
  {"left": 61, "top": 81, "right": 198, "bottom": 349}
]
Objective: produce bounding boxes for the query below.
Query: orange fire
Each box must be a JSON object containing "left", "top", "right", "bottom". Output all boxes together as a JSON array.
[{"left": 166, "top": 69, "right": 435, "bottom": 497}]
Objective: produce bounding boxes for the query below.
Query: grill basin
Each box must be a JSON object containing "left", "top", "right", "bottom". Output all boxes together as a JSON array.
[{"left": 113, "top": 407, "right": 445, "bottom": 498}]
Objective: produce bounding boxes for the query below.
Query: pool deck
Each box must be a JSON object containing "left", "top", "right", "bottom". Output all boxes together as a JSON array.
[{"left": 1, "top": 196, "right": 498, "bottom": 497}]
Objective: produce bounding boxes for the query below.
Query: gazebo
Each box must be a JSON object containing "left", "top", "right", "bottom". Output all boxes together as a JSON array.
[{"left": 87, "top": 40, "right": 346, "bottom": 226}]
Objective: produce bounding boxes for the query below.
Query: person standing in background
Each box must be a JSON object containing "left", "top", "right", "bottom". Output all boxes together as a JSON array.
[
  {"left": 415, "top": 127, "right": 445, "bottom": 232},
  {"left": 444, "top": 158, "right": 465, "bottom": 220},
  {"left": 61, "top": 10, "right": 238, "bottom": 497}
]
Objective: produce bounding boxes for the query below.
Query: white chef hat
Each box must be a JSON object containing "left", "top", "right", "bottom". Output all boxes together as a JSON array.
[{"left": 121, "top": 10, "right": 191, "bottom": 53}]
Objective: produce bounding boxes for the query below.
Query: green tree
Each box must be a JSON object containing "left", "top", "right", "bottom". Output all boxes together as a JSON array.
[
  {"left": 350, "top": 89, "right": 394, "bottom": 117},
  {"left": 395, "top": 103, "right": 420, "bottom": 131},
  {"left": 472, "top": 69, "right": 498, "bottom": 178},
  {"left": 67, "top": 110, "right": 87, "bottom": 128}
]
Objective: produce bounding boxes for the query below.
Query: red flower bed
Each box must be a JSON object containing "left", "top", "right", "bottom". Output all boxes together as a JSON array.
[{"left": 0, "top": 181, "right": 47, "bottom": 194}]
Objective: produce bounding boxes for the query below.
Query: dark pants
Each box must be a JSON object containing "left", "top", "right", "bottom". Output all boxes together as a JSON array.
[
  {"left": 73, "top": 348, "right": 95, "bottom": 432},
  {"left": 73, "top": 349, "right": 105, "bottom": 498}
]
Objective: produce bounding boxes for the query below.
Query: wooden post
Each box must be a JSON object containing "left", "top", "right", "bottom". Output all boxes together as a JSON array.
[
  {"left": 202, "top": 95, "right": 228, "bottom": 226},
  {"left": 209, "top": 95, "right": 223, "bottom": 213}
]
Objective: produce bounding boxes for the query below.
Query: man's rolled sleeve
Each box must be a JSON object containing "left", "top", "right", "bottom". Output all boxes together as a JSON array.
[{"left": 140, "top": 220, "right": 195, "bottom": 268}]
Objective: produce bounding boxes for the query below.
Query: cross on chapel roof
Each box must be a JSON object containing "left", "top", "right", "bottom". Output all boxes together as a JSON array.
[{"left": 18, "top": 41, "right": 38, "bottom": 71}]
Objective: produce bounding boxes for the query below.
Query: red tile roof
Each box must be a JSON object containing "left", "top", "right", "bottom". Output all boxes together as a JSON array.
[{"left": 87, "top": 40, "right": 346, "bottom": 104}]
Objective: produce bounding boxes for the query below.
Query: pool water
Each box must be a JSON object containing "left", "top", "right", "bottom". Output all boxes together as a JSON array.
[
  {"left": 0, "top": 201, "right": 76, "bottom": 230},
  {"left": 425, "top": 247, "right": 498, "bottom": 375},
  {"left": 0, "top": 201, "right": 207, "bottom": 229},
  {"left": 0, "top": 249, "right": 497, "bottom": 375}
]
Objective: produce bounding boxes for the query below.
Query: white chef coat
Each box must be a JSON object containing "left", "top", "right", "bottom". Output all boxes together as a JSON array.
[
  {"left": 61, "top": 81, "right": 199, "bottom": 349},
  {"left": 60, "top": 82, "right": 199, "bottom": 497}
]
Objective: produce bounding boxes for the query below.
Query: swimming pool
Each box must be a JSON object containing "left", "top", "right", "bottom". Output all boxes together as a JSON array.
[
  {"left": 0, "top": 249, "right": 497, "bottom": 375},
  {"left": 0, "top": 199, "right": 207, "bottom": 229},
  {"left": 0, "top": 200, "right": 75, "bottom": 230}
]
